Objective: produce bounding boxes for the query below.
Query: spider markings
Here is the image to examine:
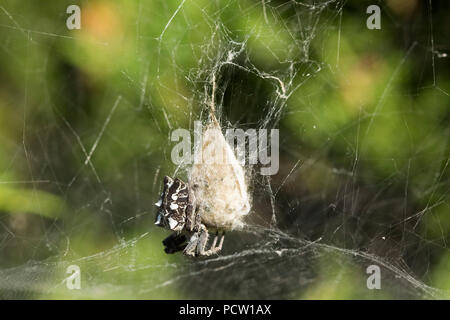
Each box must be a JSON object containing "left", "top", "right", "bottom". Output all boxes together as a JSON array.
[
  {"left": 154, "top": 176, "right": 193, "bottom": 232},
  {"left": 154, "top": 176, "right": 225, "bottom": 256}
]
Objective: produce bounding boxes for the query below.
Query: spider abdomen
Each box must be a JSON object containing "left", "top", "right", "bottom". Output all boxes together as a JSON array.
[{"left": 189, "top": 123, "right": 251, "bottom": 231}]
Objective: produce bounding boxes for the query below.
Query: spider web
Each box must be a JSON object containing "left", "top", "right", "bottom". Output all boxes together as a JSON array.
[{"left": 0, "top": 0, "right": 449, "bottom": 299}]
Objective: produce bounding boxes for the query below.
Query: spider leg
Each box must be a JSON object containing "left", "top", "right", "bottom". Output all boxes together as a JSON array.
[
  {"left": 196, "top": 224, "right": 210, "bottom": 256},
  {"left": 183, "top": 227, "right": 225, "bottom": 256},
  {"left": 215, "top": 231, "right": 225, "bottom": 252},
  {"left": 209, "top": 231, "right": 219, "bottom": 250},
  {"left": 206, "top": 231, "right": 225, "bottom": 255},
  {"left": 183, "top": 232, "right": 199, "bottom": 256},
  {"left": 198, "top": 228, "right": 226, "bottom": 256},
  {"left": 184, "top": 224, "right": 213, "bottom": 256}
]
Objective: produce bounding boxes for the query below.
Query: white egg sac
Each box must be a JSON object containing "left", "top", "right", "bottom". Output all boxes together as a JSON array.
[{"left": 189, "top": 121, "right": 251, "bottom": 231}]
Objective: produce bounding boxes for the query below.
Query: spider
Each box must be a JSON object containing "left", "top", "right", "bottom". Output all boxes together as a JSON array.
[
  {"left": 154, "top": 176, "right": 225, "bottom": 256},
  {"left": 154, "top": 122, "right": 251, "bottom": 256}
]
